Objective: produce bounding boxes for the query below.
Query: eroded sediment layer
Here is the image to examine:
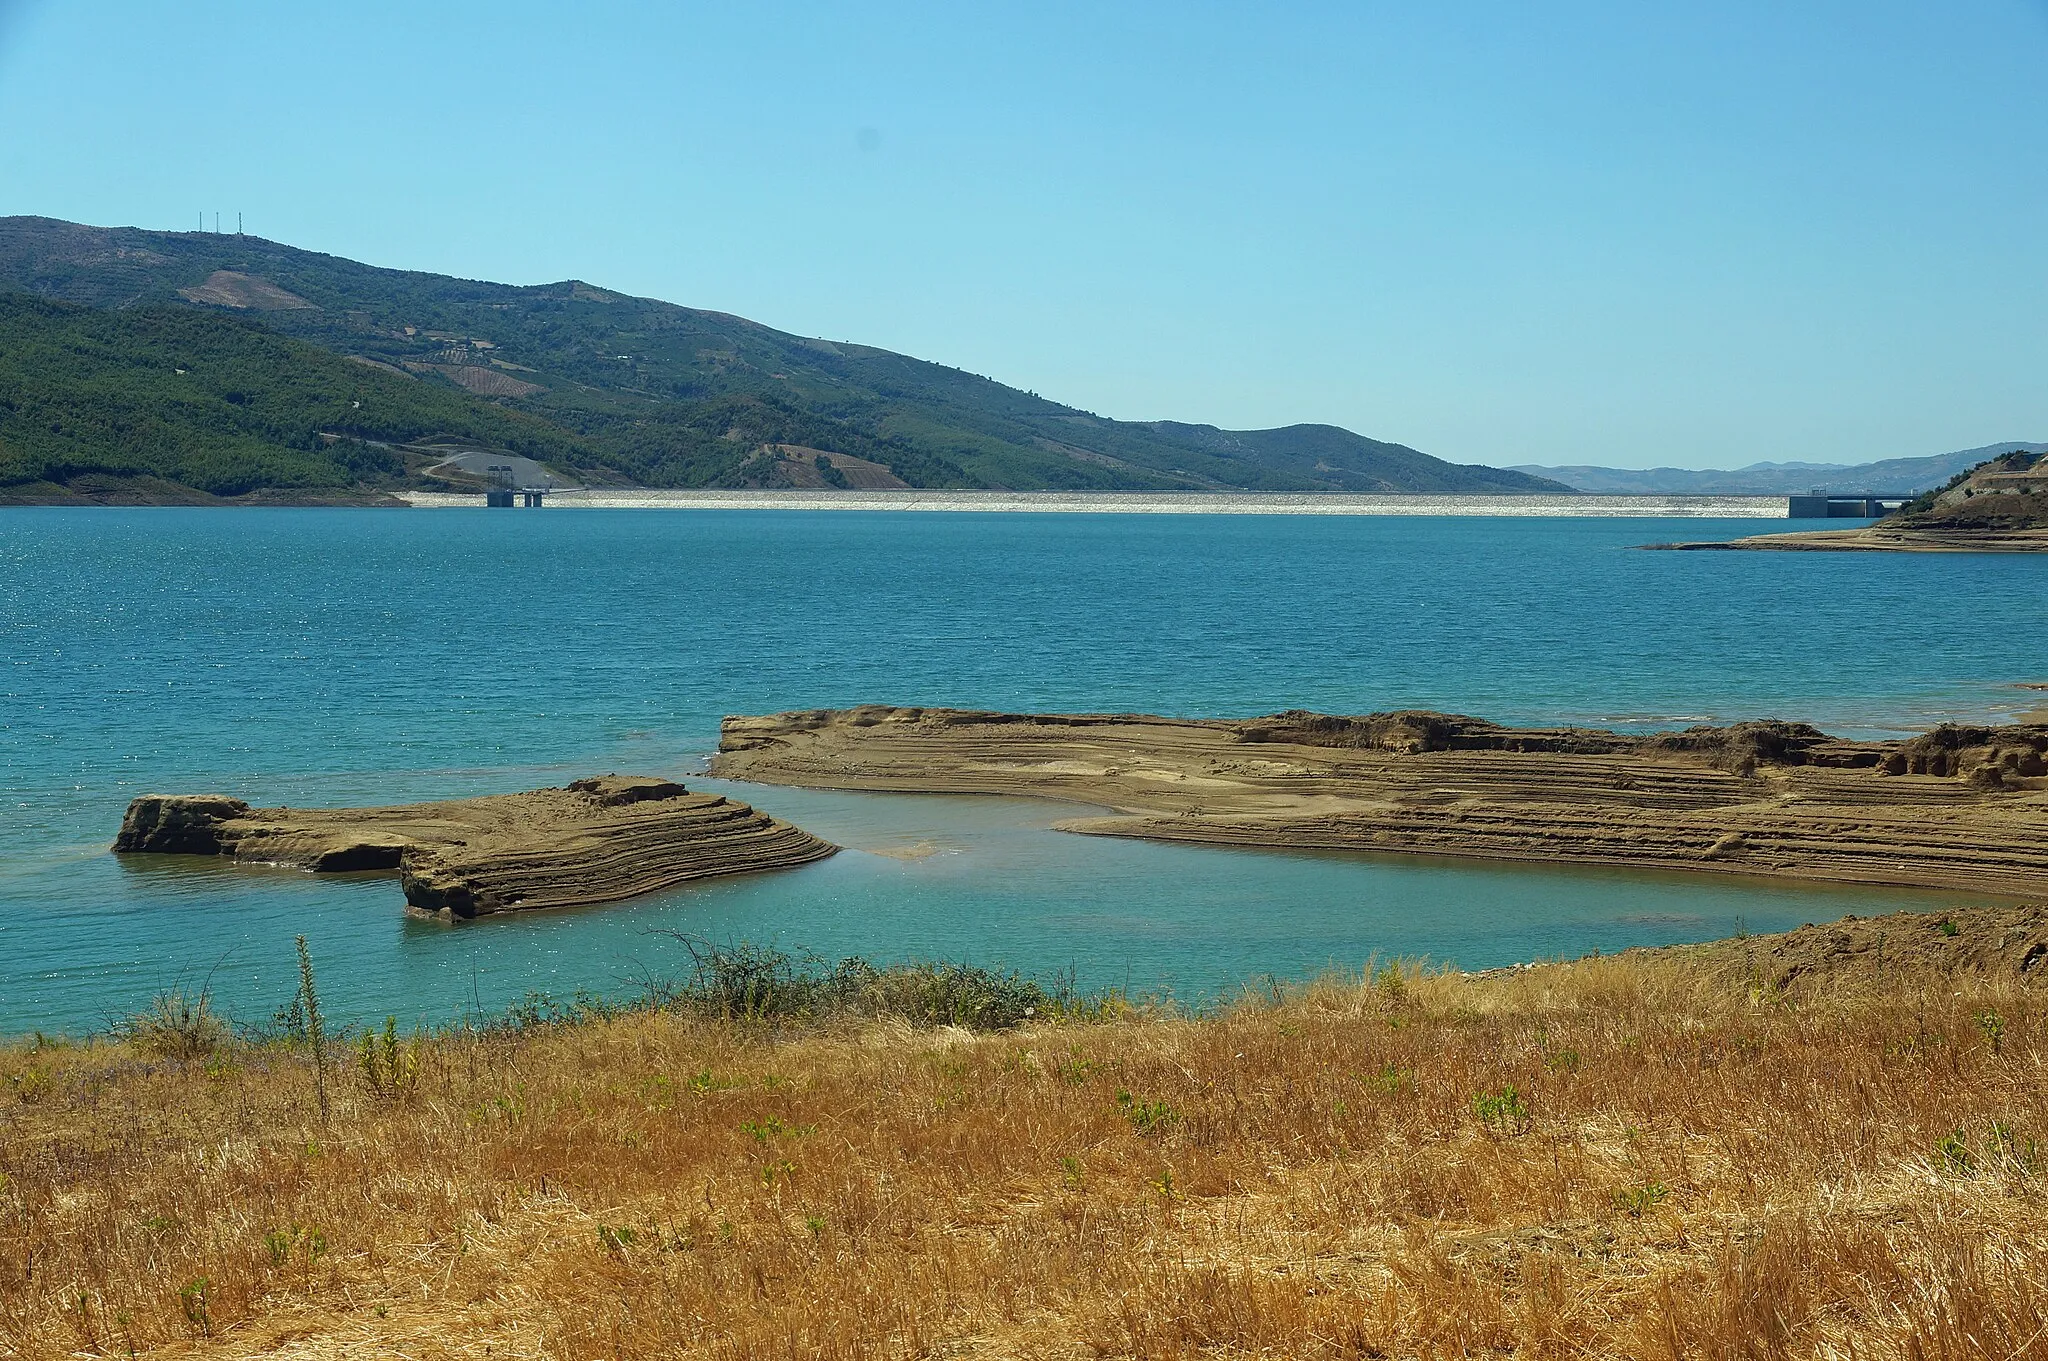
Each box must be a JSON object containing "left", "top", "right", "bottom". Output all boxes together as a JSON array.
[
  {"left": 713, "top": 707, "right": 2048, "bottom": 896},
  {"left": 1640, "top": 902, "right": 2048, "bottom": 990},
  {"left": 114, "top": 775, "right": 837, "bottom": 917},
  {"left": 1647, "top": 526, "right": 2048, "bottom": 553}
]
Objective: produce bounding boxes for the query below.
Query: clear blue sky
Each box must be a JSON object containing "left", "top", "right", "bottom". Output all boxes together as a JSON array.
[{"left": 1, "top": 1, "right": 2042, "bottom": 469}]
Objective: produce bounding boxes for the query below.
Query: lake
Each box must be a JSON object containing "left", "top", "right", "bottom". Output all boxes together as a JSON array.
[{"left": 3, "top": 508, "right": 2039, "bottom": 1034}]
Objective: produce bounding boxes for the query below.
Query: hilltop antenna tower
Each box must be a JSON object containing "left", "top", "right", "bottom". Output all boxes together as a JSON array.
[
  {"left": 237, "top": 212, "right": 243, "bottom": 235},
  {"left": 214, "top": 212, "right": 220, "bottom": 234}
]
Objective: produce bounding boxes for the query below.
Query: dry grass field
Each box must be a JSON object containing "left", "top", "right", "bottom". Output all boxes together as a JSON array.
[{"left": 2, "top": 912, "right": 2045, "bottom": 1360}]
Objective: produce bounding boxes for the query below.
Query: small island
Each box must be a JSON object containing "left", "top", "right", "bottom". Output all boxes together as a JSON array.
[
  {"left": 714, "top": 706, "right": 2048, "bottom": 896},
  {"left": 114, "top": 775, "right": 837, "bottom": 916},
  {"left": 1648, "top": 449, "right": 2048, "bottom": 551}
]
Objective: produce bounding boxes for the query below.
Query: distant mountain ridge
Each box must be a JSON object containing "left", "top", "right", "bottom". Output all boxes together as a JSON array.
[
  {"left": 1515, "top": 443, "right": 2045, "bottom": 496},
  {"left": 0, "top": 215, "right": 1568, "bottom": 499}
]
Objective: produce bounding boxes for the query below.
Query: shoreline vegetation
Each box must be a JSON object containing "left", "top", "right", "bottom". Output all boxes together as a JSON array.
[
  {"left": 2, "top": 906, "right": 2043, "bottom": 1356},
  {"left": 714, "top": 707, "right": 2048, "bottom": 898}
]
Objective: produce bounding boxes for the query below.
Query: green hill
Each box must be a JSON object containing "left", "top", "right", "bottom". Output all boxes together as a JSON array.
[
  {"left": 0, "top": 293, "right": 607, "bottom": 502},
  {"left": 0, "top": 216, "right": 1570, "bottom": 498}
]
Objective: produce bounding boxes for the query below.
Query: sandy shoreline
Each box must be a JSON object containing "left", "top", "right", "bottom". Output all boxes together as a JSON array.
[
  {"left": 1648, "top": 525, "right": 2048, "bottom": 552},
  {"left": 712, "top": 706, "right": 2048, "bottom": 897}
]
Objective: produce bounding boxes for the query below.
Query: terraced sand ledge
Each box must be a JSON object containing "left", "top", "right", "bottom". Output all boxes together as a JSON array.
[
  {"left": 113, "top": 775, "right": 837, "bottom": 917},
  {"left": 715, "top": 707, "right": 2048, "bottom": 896},
  {"left": 1647, "top": 525, "right": 2048, "bottom": 552}
]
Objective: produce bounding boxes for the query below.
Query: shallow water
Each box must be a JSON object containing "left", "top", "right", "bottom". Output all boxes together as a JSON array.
[{"left": 3, "top": 508, "right": 2040, "bottom": 1034}]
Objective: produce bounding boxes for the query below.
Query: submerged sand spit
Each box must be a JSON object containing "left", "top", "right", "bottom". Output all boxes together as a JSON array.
[
  {"left": 714, "top": 707, "right": 2048, "bottom": 896},
  {"left": 1648, "top": 526, "right": 2048, "bottom": 552},
  {"left": 113, "top": 775, "right": 836, "bottom": 916}
]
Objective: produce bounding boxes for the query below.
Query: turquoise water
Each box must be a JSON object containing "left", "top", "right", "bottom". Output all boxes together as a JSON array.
[{"left": 4, "top": 508, "right": 2041, "bottom": 1035}]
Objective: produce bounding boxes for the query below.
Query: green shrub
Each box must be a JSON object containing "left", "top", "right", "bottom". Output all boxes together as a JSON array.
[
  {"left": 1473, "top": 1084, "right": 1532, "bottom": 1134},
  {"left": 1613, "top": 1182, "right": 1669, "bottom": 1216},
  {"left": 119, "top": 989, "right": 228, "bottom": 1060},
  {"left": 654, "top": 938, "right": 1061, "bottom": 1030},
  {"left": 357, "top": 1016, "right": 422, "bottom": 1099},
  {"left": 1116, "top": 1089, "right": 1181, "bottom": 1135}
]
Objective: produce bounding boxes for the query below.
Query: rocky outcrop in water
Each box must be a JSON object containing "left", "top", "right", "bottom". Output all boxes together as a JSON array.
[
  {"left": 713, "top": 707, "right": 2048, "bottom": 897},
  {"left": 113, "top": 775, "right": 836, "bottom": 917},
  {"left": 113, "top": 795, "right": 255, "bottom": 855}
]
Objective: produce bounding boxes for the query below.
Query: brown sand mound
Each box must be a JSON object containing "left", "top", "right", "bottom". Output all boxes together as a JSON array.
[
  {"left": 176, "top": 269, "right": 314, "bottom": 310},
  {"left": 114, "top": 775, "right": 836, "bottom": 917},
  {"left": 1670, "top": 902, "right": 2048, "bottom": 990},
  {"left": 1650, "top": 526, "right": 2048, "bottom": 553},
  {"left": 714, "top": 706, "right": 2048, "bottom": 895}
]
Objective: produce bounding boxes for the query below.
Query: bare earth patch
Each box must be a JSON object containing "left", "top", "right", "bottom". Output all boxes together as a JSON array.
[
  {"left": 772, "top": 445, "right": 912, "bottom": 489},
  {"left": 176, "top": 270, "right": 314, "bottom": 310},
  {"left": 407, "top": 362, "right": 543, "bottom": 398},
  {"left": 1653, "top": 901, "right": 2048, "bottom": 988}
]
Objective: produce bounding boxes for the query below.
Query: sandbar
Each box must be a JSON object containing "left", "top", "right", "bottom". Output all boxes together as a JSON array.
[
  {"left": 1646, "top": 526, "right": 2048, "bottom": 552},
  {"left": 713, "top": 707, "right": 2048, "bottom": 896}
]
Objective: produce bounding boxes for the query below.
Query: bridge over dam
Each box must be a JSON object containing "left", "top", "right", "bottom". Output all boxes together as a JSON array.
[{"left": 1786, "top": 493, "right": 1915, "bottom": 518}]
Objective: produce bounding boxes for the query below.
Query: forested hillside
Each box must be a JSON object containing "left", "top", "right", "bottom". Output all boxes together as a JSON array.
[
  {"left": 0, "top": 217, "right": 1569, "bottom": 498},
  {"left": 0, "top": 294, "right": 600, "bottom": 500}
]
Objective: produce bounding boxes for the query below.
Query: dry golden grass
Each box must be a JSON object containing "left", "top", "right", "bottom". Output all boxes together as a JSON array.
[{"left": 2, "top": 948, "right": 2045, "bottom": 1359}]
